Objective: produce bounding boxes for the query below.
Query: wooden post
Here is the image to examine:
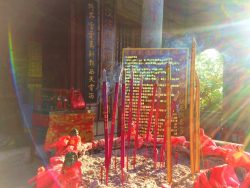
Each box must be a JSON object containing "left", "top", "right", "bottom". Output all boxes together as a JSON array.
[
  {"left": 166, "top": 64, "right": 172, "bottom": 184},
  {"left": 189, "top": 39, "right": 196, "bottom": 177},
  {"left": 195, "top": 72, "right": 201, "bottom": 173}
]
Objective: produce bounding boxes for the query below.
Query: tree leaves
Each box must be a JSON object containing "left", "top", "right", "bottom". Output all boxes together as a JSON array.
[{"left": 196, "top": 49, "right": 223, "bottom": 112}]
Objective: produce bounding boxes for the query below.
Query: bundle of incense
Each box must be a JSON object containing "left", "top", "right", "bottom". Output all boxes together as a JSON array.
[
  {"left": 127, "top": 66, "right": 134, "bottom": 170},
  {"left": 153, "top": 87, "right": 161, "bottom": 169},
  {"left": 145, "top": 79, "right": 158, "bottom": 156},
  {"left": 120, "top": 69, "right": 126, "bottom": 184},
  {"left": 133, "top": 76, "right": 143, "bottom": 168},
  {"left": 108, "top": 70, "right": 122, "bottom": 170},
  {"left": 166, "top": 64, "right": 172, "bottom": 184},
  {"left": 102, "top": 69, "right": 109, "bottom": 185}
]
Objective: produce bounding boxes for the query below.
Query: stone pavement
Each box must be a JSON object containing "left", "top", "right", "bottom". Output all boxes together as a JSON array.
[{"left": 0, "top": 146, "right": 42, "bottom": 188}]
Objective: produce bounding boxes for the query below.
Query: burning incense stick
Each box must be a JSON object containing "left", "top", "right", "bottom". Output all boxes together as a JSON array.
[
  {"left": 108, "top": 70, "right": 122, "bottom": 170},
  {"left": 133, "top": 76, "right": 143, "bottom": 168},
  {"left": 195, "top": 72, "right": 201, "bottom": 173},
  {"left": 145, "top": 79, "right": 158, "bottom": 156},
  {"left": 154, "top": 87, "right": 161, "bottom": 169},
  {"left": 102, "top": 69, "right": 109, "bottom": 185},
  {"left": 166, "top": 64, "right": 172, "bottom": 184},
  {"left": 120, "top": 69, "right": 126, "bottom": 184},
  {"left": 189, "top": 39, "right": 196, "bottom": 177}
]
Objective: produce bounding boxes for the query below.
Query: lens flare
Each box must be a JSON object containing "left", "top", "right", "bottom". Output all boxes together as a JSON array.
[{"left": 8, "top": 25, "right": 48, "bottom": 165}]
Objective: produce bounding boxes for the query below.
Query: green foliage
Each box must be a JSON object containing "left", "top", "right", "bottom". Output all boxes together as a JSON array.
[{"left": 196, "top": 49, "right": 223, "bottom": 112}]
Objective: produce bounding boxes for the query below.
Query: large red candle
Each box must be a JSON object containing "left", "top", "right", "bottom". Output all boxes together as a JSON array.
[
  {"left": 145, "top": 79, "right": 157, "bottom": 155},
  {"left": 108, "top": 71, "right": 121, "bottom": 169},
  {"left": 133, "top": 77, "right": 143, "bottom": 168},
  {"left": 153, "top": 87, "right": 161, "bottom": 168},
  {"left": 127, "top": 66, "right": 134, "bottom": 170},
  {"left": 102, "top": 69, "right": 109, "bottom": 185},
  {"left": 120, "top": 69, "right": 126, "bottom": 183}
]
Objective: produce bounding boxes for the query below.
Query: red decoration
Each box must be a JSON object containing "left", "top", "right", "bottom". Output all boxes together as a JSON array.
[
  {"left": 194, "top": 164, "right": 240, "bottom": 188},
  {"left": 70, "top": 88, "right": 86, "bottom": 110},
  {"left": 226, "top": 151, "right": 250, "bottom": 170},
  {"left": 45, "top": 112, "right": 94, "bottom": 146},
  {"left": 44, "top": 135, "right": 81, "bottom": 156},
  {"left": 30, "top": 161, "right": 82, "bottom": 188},
  {"left": 57, "top": 96, "right": 63, "bottom": 110},
  {"left": 241, "top": 172, "right": 250, "bottom": 188}
]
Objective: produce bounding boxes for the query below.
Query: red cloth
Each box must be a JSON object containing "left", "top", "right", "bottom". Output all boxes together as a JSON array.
[
  {"left": 194, "top": 164, "right": 240, "bottom": 188},
  {"left": 241, "top": 172, "right": 250, "bottom": 188},
  {"left": 199, "top": 128, "right": 230, "bottom": 158},
  {"left": 143, "top": 131, "right": 154, "bottom": 143},
  {"left": 226, "top": 151, "right": 250, "bottom": 170},
  {"left": 222, "top": 143, "right": 242, "bottom": 152},
  {"left": 45, "top": 135, "right": 81, "bottom": 156},
  {"left": 194, "top": 171, "right": 212, "bottom": 188},
  {"left": 34, "top": 165, "right": 62, "bottom": 188},
  {"left": 201, "top": 145, "right": 227, "bottom": 158},
  {"left": 45, "top": 112, "right": 94, "bottom": 145},
  {"left": 200, "top": 129, "right": 217, "bottom": 148},
  {"left": 31, "top": 161, "right": 82, "bottom": 188},
  {"left": 49, "top": 156, "right": 65, "bottom": 166},
  {"left": 57, "top": 161, "right": 82, "bottom": 188},
  {"left": 130, "top": 124, "right": 136, "bottom": 140},
  {"left": 209, "top": 165, "right": 240, "bottom": 187},
  {"left": 171, "top": 136, "right": 186, "bottom": 146},
  {"left": 156, "top": 136, "right": 186, "bottom": 146}
]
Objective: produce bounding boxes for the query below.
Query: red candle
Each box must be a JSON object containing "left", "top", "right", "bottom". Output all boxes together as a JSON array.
[
  {"left": 127, "top": 66, "right": 134, "bottom": 170},
  {"left": 120, "top": 69, "right": 126, "bottom": 182},
  {"left": 121, "top": 168, "right": 124, "bottom": 185},
  {"left": 145, "top": 79, "right": 157, "bottom": 156},
  {"left": 153, "top": 87, "right": 161, "bottom": 168},
  {"left": 133, "top": 77, "right": 143, "bottom": 168},
  {"left": 108, "top": 71, "right": 121, "bottom": 170},
  {"left": 102, "top": 69, "right": 109, "bottom": 185}
]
